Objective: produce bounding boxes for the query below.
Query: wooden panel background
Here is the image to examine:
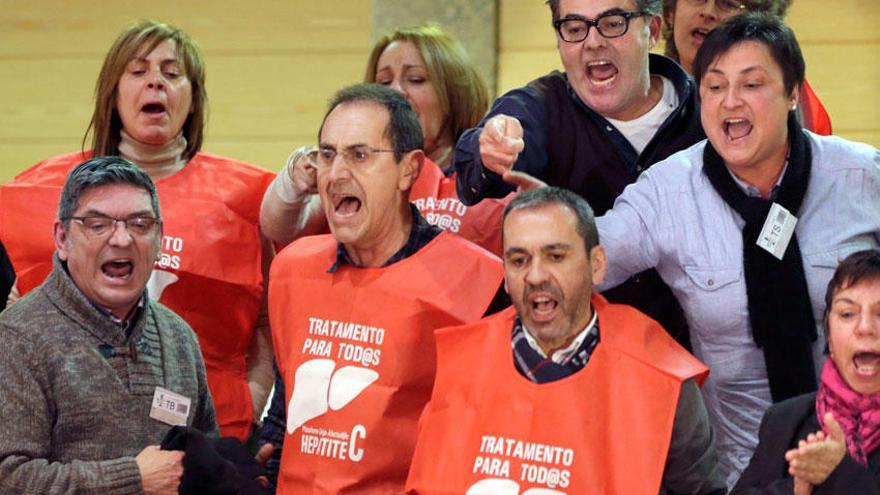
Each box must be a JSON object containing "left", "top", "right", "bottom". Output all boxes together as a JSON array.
[
  {"left": 497, "top": 0, "right": 880, "bottom": 147},
  {"left": 1, "top": 0, "right": 877, "bottom": 183},
  {"left": 0, "top": 0, "right": 372, "bottom": 182}
]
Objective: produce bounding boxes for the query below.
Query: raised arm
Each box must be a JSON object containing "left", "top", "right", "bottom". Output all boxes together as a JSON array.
[
  {"left": 259, "top": 146, "right": 328, "bottom": 247},
  {"left": 454, "top": 86, "right": 549, "bottom": 205}
]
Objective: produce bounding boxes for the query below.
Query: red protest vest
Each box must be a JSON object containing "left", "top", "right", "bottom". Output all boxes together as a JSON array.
[
  {"left": 269, "top": 232, "right": 503, "bottom": 494},
  {"left": 406, "top": 295, "right": 709, "bottom": 495},
  {"left": 410, "top": 158, "right": 509, "bottom": 256},
  {"left": 0, "top": 150, "right": 275, "bottom": 440}
]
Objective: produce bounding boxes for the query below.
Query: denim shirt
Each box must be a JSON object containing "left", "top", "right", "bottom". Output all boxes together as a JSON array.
[{"left": 597, "top": 133, "right": 880, "bottom": 489}]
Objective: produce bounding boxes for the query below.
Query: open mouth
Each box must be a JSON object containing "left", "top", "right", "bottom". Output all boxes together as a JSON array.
[
  {"left": 587, "top": 60, "right": 618, "bottom": 86},
  {"left": 332, "top": 195, "right": 362, "bottom": 217},
  {"left": 724, "top": 118, "right": 753, "bottom": 142},
  {"left": 141, "top": 102, "right": 167, "bottom": 114},
  {"left": 691, "top": 28, "right": 710, "bottom": 46},
  {"left": 854, "top": 352, "right": 880, "bottom": 376},
  {"left": 102, "top": 259, "right": 134, "bottom": 279},
  {"left": 526, "top": 290, "right": 560, "bottom": 322}
]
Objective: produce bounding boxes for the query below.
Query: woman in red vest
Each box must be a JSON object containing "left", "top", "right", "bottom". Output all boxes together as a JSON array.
[
  {"left": 260, "top": 24, "right": 510, "bottom": 255},
  {"left": 662, "top": 0, "right": 832, "bottom": 134},
  {"left": 0, "top": 20, "right": 276, "bottom": 442}
]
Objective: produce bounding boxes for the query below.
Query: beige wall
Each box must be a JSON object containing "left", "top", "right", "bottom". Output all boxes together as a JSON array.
[
  {"left": 498, "top": 0, "right": 880, "bottom": 147},
  {"left": 0, "top": 0, "right": 372, "bottom": 182},
  {"left": 1, "top": 0, "right": 877, "bottom": 183}
]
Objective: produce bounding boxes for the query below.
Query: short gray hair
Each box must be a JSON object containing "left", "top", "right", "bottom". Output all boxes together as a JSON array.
[
  {"left": 58, "top": 156, "right": 160, "bottom": 227},
  {"left": 503, "top": 187, "right": 599, "bottom": 252},
  {"left": 546, "top": 0, "right": 662, "bottom": 21}
]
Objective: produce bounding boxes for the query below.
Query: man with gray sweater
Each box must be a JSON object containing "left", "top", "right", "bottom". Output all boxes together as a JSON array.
[{"left": 0, "top": 157, "right": 217, "bottom": 494}]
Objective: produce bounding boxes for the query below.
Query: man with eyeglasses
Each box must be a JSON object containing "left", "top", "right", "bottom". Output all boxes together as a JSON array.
[
  {"left": 0, "top": 156, "right": 217, "bottom": 494},
  {"left": 264, "top": 83, "right": 503, "bottom": 494},
  {"left": 453, "top": 0, "right": 705, "bottom": 351}
]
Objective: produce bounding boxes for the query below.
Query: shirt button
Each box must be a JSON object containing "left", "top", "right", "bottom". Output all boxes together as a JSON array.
[{"left": 707, "top": 279, "right": 715, "bottom": 287}]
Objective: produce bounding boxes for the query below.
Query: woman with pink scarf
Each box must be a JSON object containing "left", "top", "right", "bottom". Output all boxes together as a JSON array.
[{"left": 733, "top": 249, "right": 880, "bottom": 494}]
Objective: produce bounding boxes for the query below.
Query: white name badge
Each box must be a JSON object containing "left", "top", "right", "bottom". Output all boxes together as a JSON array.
[
  {"left": 150, "top": 386, "right": 192, "bottom": 426},
  {"left": 756, "top": 202, "right": 798, "bottom": 260}
]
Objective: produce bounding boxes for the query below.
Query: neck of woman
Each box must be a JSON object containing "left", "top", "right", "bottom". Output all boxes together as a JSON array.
[
  {"left": 733, "top": 141, "right": 790, "bottom": 199},
  {"left": 118, "top": 129, "right": 188, "bottom": 181},
  {"left": 427, "top": 127, "right": 455, "bottom": 172}
]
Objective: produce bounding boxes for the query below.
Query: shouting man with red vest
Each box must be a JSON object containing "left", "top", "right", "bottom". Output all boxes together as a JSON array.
[
  {"left": 266, "top": 84, "right": 504, "bottom": 493},
  {"left": 406, "top": 187, "right": 726, "bottom": 495}
]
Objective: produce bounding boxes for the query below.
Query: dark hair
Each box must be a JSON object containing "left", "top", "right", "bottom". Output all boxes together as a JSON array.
[
  {"left": 693, "top": 12, "right": 804, "bottom": 96},
  {"left": 59, "top": 156, "right": 161, "bottom": 227},
  {"left": 824, "top": 250, "right": 880, "bottom": 335},
  {"left": 318, "top": 83, "right": 424, "bottom": 162},
  {"left": 546, "top": 0, "right": 662, "bottom": 21},
  {"left": 86, "top": 20, "right": 206, "bottom": 161},
  {"left": 364, "top": 24, "right": 489, "bottom": 146},
  {"left": 503, "top": 187, "right": 599, "bottom": 252},
  {"left": 661, "top": 0, "right": 793, "bottom": 64}
]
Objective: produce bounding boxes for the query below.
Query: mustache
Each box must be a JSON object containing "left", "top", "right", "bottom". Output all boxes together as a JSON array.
[{"left": 523, "top": 282, "right": 562, "bottom": 302}]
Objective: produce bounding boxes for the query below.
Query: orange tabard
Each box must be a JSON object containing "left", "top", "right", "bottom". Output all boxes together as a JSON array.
[
  {"left": 406, "top": 295, "right": 709, "bottom": 495},
  {"left": 269, "top": 232, "right": 503, "bottom": 494},
  {"left": 409, "top": 158, "right": 509, "bottom": 256},
  {"left": 0, "top": 150, "right": 275, "bottom": 440}
]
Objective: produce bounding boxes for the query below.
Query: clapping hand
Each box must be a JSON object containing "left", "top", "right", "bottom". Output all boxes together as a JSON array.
[{"left": 785, "top": 412, "right": 847, "bottom": 488}]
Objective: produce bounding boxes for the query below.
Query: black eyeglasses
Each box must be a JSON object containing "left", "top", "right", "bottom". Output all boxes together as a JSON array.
[
  {"left": 554, "top": 11, "right": 648, "bottom": 42},
  {"left": 67, "top": 215, "right": 161, "bottom": 239}
]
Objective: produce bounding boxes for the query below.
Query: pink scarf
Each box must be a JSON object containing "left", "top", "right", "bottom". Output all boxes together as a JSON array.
[{"left": 816, "top": 359, "right": 880, "bottom": 465}]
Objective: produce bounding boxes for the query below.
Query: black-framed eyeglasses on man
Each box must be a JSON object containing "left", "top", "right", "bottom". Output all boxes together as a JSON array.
[
  {"left": 67, "top": 216, "right": 161, "bottom": 239},
  {"left": 554, "top": 11, "right": 648, "bottom": 42}
]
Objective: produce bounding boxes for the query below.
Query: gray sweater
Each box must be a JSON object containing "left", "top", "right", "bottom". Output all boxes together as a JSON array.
[{"left": 0, "top": 258, "right": 217, "bottom": 494}]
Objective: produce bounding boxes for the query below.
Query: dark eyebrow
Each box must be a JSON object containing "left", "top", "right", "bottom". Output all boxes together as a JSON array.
[
  {"left": 80, "top": 209, "right": 155, "bottom": 218},
  {"left": 319, "top": 143, "right": 371, "bottom": 151},
  {"left": 560, "top": 8, "right": 626, "bottom": 21},
  {"left": 541, "top": 243, "right": 572, "bottom": 252},
  {"left": 708, "top": 65, "right": 769, "bottom": 76},
  {"left": 504, "top": 246, "right": 529, "bottom": 258}
]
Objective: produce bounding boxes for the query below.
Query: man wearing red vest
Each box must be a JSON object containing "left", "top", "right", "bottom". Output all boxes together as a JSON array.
[
  {"left": 406, "top": 187, "right": 726, "bottom": 494},
  {"left": 267, "top": 84, "right": 504, "bottom": 494}
]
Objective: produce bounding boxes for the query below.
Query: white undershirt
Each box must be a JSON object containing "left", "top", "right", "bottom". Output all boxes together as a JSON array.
[{"left": 606, "top": 76, "right": 678, "bottom": 155}]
